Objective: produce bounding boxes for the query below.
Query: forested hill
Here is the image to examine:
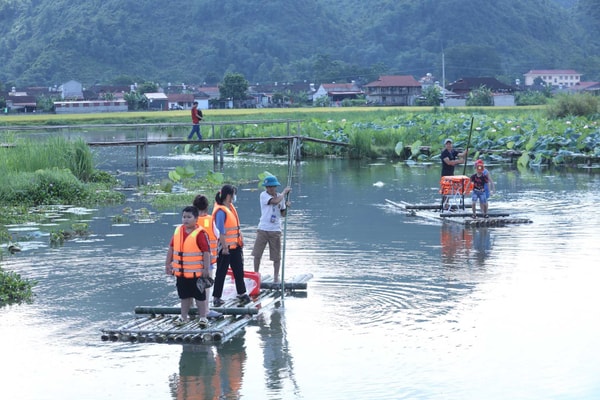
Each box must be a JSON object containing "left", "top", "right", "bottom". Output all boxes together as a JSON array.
[{"left": 0, "top": 0, "right": 598, "bottom": 87}]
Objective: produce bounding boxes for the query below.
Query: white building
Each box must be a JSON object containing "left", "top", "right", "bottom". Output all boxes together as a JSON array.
[
  {"left": 523, "top": 70, "right": 582, "bottom": 87},
  {"left": 60, "top": 80, "right": 84, "bottom": 99}
]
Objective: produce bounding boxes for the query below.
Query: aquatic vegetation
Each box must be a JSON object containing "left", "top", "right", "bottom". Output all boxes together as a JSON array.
[
  {"left": 0, "top": 266, "right": 36, "bottom": 306},
  {"left": 0, "top": 137, "right": 123, "bottom": 206}
]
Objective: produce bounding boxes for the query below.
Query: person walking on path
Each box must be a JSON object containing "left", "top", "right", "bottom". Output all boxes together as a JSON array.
[
  {"left": 193, "top": 194, "right": 223, "bottom": 319},
  {"left": 440, "top": 138, "right": 468, "bottom": 176},
  {"left": 251, "top": 175, "right": 291, "bottom": 283},
  {"left": 211, "top": 185, "right": 251, "bottom": 306},
  {"left": 188, "top": 101, "right": 203, "bottom": 140},
  {"left": 164, "top": 206, "right": 211, "bottom": 325},
  {"left": 470, "top": 162, "right": 490, "bottom": 218}
]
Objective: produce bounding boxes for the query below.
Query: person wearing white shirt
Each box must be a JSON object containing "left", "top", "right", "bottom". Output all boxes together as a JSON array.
[{"left": 251, "top": 175, "right": 291, "bottom": 283}]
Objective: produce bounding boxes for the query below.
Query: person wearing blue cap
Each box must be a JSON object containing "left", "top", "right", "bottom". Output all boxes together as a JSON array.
[{"left": 251, "top": 175, "right": 291, "bottom": 283}]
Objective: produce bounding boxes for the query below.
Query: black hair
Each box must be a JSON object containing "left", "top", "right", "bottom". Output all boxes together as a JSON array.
[
  {"left": 215, "top": 184, "right": 236, "bottom": 205},
  {"left": 182, "top": 205, "right": 199, "bottom": 217},
  {"left": 193, "top": 195, "right": 209, "bottom": 211}
]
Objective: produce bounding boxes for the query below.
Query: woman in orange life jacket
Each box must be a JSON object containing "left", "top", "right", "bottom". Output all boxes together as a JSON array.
[
  {"left": 211, "top": 184, "right": 251, "bottom": 306},
  {"left": 192, "top": 194, "right": 222, "bottom": 319},
  {"left": 164, "top": 206, "right": 211, "bottom": 323}
]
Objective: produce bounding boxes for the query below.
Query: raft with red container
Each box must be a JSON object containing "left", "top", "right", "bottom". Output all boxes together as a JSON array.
[{"left": 385, "top": 193, "right": 532, "bottom": 228}]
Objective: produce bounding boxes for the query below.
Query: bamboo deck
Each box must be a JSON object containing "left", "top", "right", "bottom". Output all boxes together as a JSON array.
[
  {"left": 100, "top": 273, "right": 313, "bottom": 345},
  {"left": 385, "top": 199, "right": 532, "bottom": 227}
]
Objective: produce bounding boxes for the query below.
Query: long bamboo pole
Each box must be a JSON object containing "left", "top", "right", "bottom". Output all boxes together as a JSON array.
[{"left": 281, "top": 137, "right": 298, "bottom": 299}]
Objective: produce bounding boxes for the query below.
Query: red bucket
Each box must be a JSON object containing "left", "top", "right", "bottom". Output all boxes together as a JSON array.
[{"left": 226, "top": 270, "right": 261, "bottom": 296}]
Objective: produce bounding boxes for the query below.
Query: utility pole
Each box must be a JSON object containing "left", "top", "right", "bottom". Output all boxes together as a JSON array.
[{"left": 441, "top": 51, "right": 446, "bottom": 107}]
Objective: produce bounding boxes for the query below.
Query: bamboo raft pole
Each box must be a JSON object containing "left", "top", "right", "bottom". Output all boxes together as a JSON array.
[
  {"left": 440, "top": 212, "right": 510, "bottom": 218},
  {"left": 404, "top": 204, "right": 472, "bottom": 210},
  {"left": 260, "top": 273, "right": 314, "bottom": 291},
  {"left": 134, "top": 306, "right": 258, "bottom": 316}
]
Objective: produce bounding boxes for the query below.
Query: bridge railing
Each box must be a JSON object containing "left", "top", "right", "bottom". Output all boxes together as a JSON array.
[{"left": 0, "top": 119, "right": 304, "bottom": 143}]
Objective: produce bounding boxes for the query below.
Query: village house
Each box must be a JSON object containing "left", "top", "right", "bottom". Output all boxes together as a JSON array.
[
  {"left": 144, "top": 92, "right": 169, "bottom": 111},
  {"left": 446, "top": 77, "right": 516, "bottom": 106},
  {"left": 523, "top": 69, "right": 582, "bottom": 87},
  {"left": 364, "top": 75, "right": 421, "bottom": 106},
  {"left": 568, "top": 81, "right": 600, "bottom": 94},
  {"left": 313, "top": 82, "right": 363, "bottom": 105},
  {"left": 166, "top": 93, "right": 194, "bottom": 110},
  {"left": 54, "top": 100, "right": 128, "bottom": 114},
  {"left": 59, "top": 80, "right": 84, "bottom": 100},
  {"left": 249, "top": 82, "right": 316, "bottom": 107},
  {"left": 87, "top": 84, "right": 131, "bottom": 100},
  {"left": 5, "top": 92, "right": 37, "bottom": 113}
]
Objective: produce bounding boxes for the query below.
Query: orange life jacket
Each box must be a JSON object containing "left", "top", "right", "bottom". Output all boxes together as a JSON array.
[
  {"left": 171, "top": 225, "right": 207, "bottom": 278},
  {"left": 197, "top": 214, "right": 218, "bottom": 265},
  {"left": 212, "top": 203, "right": 243, "bottom": 249}
]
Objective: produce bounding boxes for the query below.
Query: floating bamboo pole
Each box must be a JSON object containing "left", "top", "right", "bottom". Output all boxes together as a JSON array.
[
  {"left": 134, "top": 306, "right": 258, "bottom": 315},
  {"left": 440, "top": 212, "right": 510, "bottom": 218}
]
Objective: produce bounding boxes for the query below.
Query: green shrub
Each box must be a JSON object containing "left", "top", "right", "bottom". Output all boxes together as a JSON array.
[
  {"left": 515, "top": 90, "right": 550, "bottom": 106},
  {"left": 466, "top": 86, "right": 493, "bottom": 107},
  {"left": 546, "top": 93, "right": 600, "bottom": 119},
  {"left": 0, "top": 169, "right": 85, "bottom": 206}
]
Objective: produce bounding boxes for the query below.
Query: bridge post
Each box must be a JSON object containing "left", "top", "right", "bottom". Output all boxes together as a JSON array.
[{"left": 136, "top": 144, "right": 148, "bottom": 168}]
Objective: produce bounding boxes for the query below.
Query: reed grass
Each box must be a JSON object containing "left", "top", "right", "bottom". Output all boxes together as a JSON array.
[{"left": 0, "top": 137, "right": 94, "bottom": 180}]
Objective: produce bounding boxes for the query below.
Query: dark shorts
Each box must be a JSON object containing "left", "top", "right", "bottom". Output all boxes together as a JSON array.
[{"left": 176, "top": 276, "right": 206, "bottom": 301}]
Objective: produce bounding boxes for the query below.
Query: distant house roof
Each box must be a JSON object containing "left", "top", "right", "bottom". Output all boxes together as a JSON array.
[
  {"left": 569, "top": 81, "right": 600, "bottom": 92},
  {"left": 320, "top": 83, "right": 362, "bottom": 94},
  {"left": 6, "top": 95, "right": 37, "bottom": 107},
  {"left": 167, "top": 93, "right": 194, "bottom": 102},
  {"left": 92, "top": 85, "right": 131, "bottom": 93},
  {"left": 250, "top": 82, "right": 316, "bottom": 95},
  {"left": 198, "top": 86, "right": 220, "bottom": 99},
  {"left": 447, "top": 77, "right": 515, "bottom": 93},
  {"left": 144, "top": 92, "right": 168, "bottom": 100},
  {"left": 524, "top": 69, "right": 580, "bottom": 75},
  {"left": 364, "top": 75, "right": 421, "bottom": 88}
]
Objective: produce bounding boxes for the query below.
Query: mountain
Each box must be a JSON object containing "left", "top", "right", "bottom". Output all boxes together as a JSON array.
[{"left": 0, "top": 0, "right": 598, "bottom": 87}]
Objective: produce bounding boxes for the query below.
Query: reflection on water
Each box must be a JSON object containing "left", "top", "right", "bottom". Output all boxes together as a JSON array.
[
  {"left": 170, "top": 336, "right": 246, "bottom": 400},
  {"left": 441, "top": 224, "right": 492, "bottom": 267},
  {"left": 2, "top": 151, "right": 600, "bottom": 399},
  {"left": 257, "top": 308, "right": 299, "bottom": 395},
  {"left": 167, "top": 308, "right": 296, "bottom": 400}
]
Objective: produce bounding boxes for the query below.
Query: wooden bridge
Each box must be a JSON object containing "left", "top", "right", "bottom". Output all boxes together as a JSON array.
[
  {"left": 2, "top": 119, "right": 349, "bottom": 167},
  {"left": 87, "top": 135, "right": 348, "bottom": 167}
]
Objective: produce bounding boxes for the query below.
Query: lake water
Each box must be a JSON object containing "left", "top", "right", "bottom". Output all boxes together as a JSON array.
[{"left": 2, "top": 144, "right": 600, "bottom": 400}]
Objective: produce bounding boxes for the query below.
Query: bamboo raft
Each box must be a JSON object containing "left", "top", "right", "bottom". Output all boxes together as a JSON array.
[
  {"left": 385, "top": 199, "right": 532, "bottom": 227},
  {"left": 100, "top": 273, "right": 313, "bottom": 345}
]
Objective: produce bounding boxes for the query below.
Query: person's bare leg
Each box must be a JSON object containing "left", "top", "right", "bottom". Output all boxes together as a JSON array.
[
  {"left": 254, "top": 256, "right": 261, "bottom": 273},
  {"left": 194, "top": 298, "right": 206, "bottom": 318},
  {"left": 180, "top": 298, "right": 192, "bottom": 321},
  {"left": 273, "top": 260, "right": 280, "bottom": 283},
  {"left": 472, "top": 202, "right": 478, "bottom": 218}
]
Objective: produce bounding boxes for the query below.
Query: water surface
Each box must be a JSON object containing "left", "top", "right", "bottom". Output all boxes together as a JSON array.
[{"left": 2, "top": 146, "right": 599, "bottom": 399}]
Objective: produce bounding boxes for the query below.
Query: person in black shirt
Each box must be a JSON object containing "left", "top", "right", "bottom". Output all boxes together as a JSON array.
[{"left": 440, "top": 138, "right": 467, "bottom": 176}]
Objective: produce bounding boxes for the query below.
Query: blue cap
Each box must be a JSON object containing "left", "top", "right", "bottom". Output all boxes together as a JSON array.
[{"left": 262, "top": 176, "right": 281, "bottom": 187}]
